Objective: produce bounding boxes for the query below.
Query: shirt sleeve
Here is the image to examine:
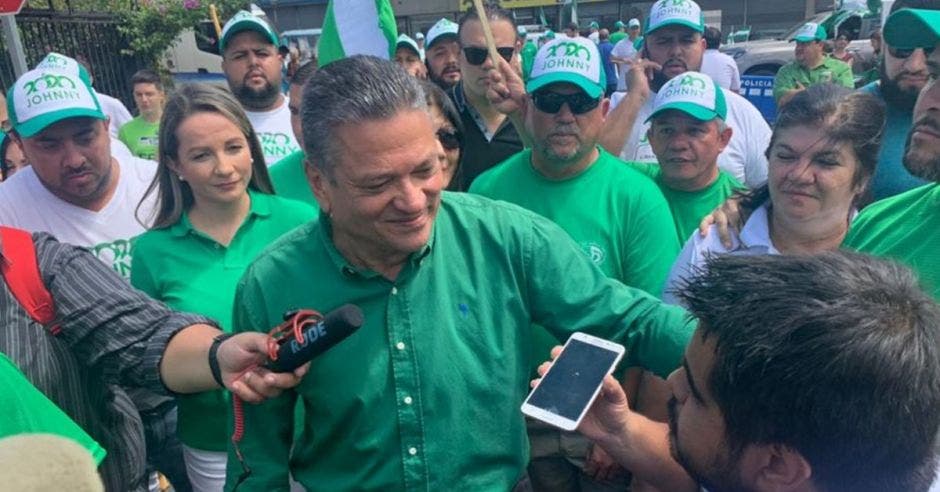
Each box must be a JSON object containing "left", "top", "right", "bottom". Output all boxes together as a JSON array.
[
  {"left": 524, "top": 214, "right": 694, "bottom": 378},
  {"left": 620, "top": 182, "right": 681, "bottom": 296},
  {"left": 35, "top": 232, "right": 215, "bottom": 396},
  {"left": 224, "top": 269, "right": 296, "bottom": 491},
  {"left": 729, "top": 60, "right": 741, "bottom": 93},
  {"left": 741, "top": 103, "right": 771, "bottom": 188},
  {"left": 772, "top": 65, "right": 797, "bottom": 101},
  {"left": 836, "top": 62, "right": 855, "bottom": 89}
]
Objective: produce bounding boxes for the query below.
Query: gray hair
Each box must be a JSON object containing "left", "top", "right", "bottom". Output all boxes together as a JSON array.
[{"left": 301, "top": 55, "right": 427, "bottom": 178}]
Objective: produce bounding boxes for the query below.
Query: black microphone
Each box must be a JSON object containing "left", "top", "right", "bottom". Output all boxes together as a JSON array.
[{"left": 266, "top": 304, "right": 364, "bottom": 372}]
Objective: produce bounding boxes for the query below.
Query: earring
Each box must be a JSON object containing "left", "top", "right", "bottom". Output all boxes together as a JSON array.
[{"left": 177, "top": 174, "right": 185, "bottom": 182}]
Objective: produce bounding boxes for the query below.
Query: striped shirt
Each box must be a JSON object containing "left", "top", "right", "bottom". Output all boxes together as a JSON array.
[{"left": 0, "top": 232, "right": 213, "bottom": 491}]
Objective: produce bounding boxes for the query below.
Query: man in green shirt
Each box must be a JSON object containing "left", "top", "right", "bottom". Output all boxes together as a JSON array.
[
  {"left": 609, "top": 20, "right": 628, "bottom": 46},
  {"left": 773, "top": 22, "right": 854, "bottom": 106},
  {"left": 843, "top": 8, "right": 940, "bottom": 300},
  {"left": 470, "top": 35, "right": 680, "bottom": 491},
  {"left": 640, "top": 71, "right": 745, "bottom": 243},
  {"left": 118, "top": 69, "right": 164, "bottom": 160},
  {"left": 519, "top": 26, "right": 538, "bottom": 81},
  {"left": 269, "top": 61, "right": 319, "bottom": 206},
  {"left": 226, "top": 55, "right": 693, "bottom": 491}
]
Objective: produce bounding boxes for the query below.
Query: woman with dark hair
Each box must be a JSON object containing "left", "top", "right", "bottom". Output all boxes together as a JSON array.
[
  {"left": 0, "top": 132, "right": 27, "bottom": 180},
  {"left": 422, "top": 81, "right": 463, "bottom": 188},
  {"left": 663, "top": 84, "right": 885, "bottom": 304},
  {"left": 131, "top": 84, "right": 315, "bottom": 489}
]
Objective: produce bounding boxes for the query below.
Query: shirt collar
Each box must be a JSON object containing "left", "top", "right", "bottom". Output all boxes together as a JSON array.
[
  {"left": 168, "top": 189, "right": 271, "bottom": 237},
  {"left": 738, "top": 202, "right": 777, "bottom": 253}
]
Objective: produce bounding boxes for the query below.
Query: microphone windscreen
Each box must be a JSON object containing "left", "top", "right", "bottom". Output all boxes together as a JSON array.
[{"left": 267, "top": 304, "right": 364, "bottom": 372}]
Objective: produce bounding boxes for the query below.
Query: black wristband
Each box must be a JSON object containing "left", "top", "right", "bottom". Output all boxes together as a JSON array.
[{"left": 208, "top": 333, "right": 233, "bottom": 388}]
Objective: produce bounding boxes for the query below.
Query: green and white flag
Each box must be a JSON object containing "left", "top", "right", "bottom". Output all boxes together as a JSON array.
[{"left": 318, "top": 0, "right": 398, "bottom": 67}]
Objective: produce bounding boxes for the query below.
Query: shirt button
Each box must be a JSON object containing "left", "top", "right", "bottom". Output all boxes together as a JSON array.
[
  {"left": 408, "top": 447, "right": 418, "bottom": 456},
  {"left": 342, "top": 267, "right": 355, "bottom": 276},
  {"left": 391, "top": 287, "right": 398, "bottom": 295},
  {"left": 396, "top": 342, "right": 406, "bottom": 350},
  {"left": 403, "top": 396, "right": 413, "bottom": 405}
]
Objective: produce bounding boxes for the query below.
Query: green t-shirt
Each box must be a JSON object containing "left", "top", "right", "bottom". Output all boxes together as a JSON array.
[
  {"left": 118, "top": 116, "right": 160, "bottom": 160},
  {"left": 843, "top": 183, "right": 940, "bottom": 300},
  {"left": 773, "top": 56, "right": 854, "bottom": 102},
  {"left": 0, "top": 353, "right": 106, "bottom": 464},
  {"left": 269, "top": 150, "right": 319, "bottom": 207},
  {"left": 226, "top": 192, "right": 693, "bottom": 491},
  {"left": 521, "top": 41, "right": 538, "bottom": 81},
  {"left": 610, "top": 31, "right": 628, "bottom": 45},
  {"left": 130, "top": 191, "right": 316, "bottom": 451},
  {"left": 628, "top": 162, "right": 745, "bottom": 243}
]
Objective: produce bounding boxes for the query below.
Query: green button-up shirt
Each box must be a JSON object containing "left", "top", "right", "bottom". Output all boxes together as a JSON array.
[
  {"left": 773, "top": 56, "right": 854, "bottom": 102},
  {"left": 226, "top": 192, "right": 693, "bottom": 491}
]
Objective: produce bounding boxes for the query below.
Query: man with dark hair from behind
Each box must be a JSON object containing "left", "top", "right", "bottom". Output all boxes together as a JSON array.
[
  {"left": 700, "top": 26, "right": 740, "bottom": 92},
  {"left": 563, "top": 252, "right": 940, "bottom": 492},
  {"left": 268, "top": 61, "right": 320, "bottom": 205}
]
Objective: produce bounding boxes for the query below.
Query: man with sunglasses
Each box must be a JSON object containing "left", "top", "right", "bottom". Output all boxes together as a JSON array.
[
  {"left": 773, "top": 22, "right": 854, "bottom": 107},
  {"left": 449, "top": 6, "right": 526, "bottom": 190},
  {"left": 470, "top": 35, "right": 681, "bottom": 491},
  {"left": 602, "top": 0, "right": 771, "bottom": 189},
  {"left": 858, "top": 0, "right": 939, "bottom": 200}
]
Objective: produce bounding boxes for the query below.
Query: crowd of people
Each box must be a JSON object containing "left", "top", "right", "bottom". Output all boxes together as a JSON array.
[{"left": 0, "top": 0, "right": 939, "bottom": 491}]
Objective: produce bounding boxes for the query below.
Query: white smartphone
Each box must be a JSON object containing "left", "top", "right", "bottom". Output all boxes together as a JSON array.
[{"left": 521, "top": 332, "right": 625, "bottom": 431}]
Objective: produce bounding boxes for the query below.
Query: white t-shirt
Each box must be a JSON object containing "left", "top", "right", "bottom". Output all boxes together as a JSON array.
[
  {"left": 610, "top": 87, "right": 771, "bottom": 188},
  {"left": 589, "top": 31, "right": 600, "bottom": 44},
  {"left": 611, "top": 38, "right": 638, "bottom": 91},
  {"left": 245, "top": 98, "right": 302, "bottom": 166},
  {"left": 701, "top": 49, "right": 742, "bottom": 92},
  {"left": 0, "top": 149, "right": 157, "bottom": 278},
  {"left": 96, "top": 91, "right": 133, "bottom": 138},
  {"left": 662, "top": 203, "right": 777, "bottom": 305}
]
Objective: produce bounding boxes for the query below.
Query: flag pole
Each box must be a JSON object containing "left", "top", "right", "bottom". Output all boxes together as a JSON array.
[{"left": 471, "top": 0, "right": 502, "bottom": 67}]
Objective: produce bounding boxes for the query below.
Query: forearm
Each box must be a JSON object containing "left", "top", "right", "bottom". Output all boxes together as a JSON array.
[
  {"left": 599, "top": 91, "right": 647, "bottom": 155},
  {"left": 597, "top": 412, "right": 697, "bottom": 492},
  {"left": 159, "top": 323, "right": 224, "bottom": 393}
]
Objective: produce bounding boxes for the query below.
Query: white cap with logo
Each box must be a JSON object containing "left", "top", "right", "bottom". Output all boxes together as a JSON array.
[
  {"left": 527, "top": 37, "right": 605, "bottom": 99},
  {"left": 7, "top": 67, "right": 105, "bottom": 138},
  {"left": 647, "top": 0, "right": 705, "bottom": 34},
  {"left": 647, "top": 71, "right": 727, "bottom": 123},
  {"left": 426, "top": 18, "right": 459, "bottom": 49}
]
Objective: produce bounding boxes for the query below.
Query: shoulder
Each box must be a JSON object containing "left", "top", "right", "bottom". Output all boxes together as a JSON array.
[
  {"left": 116, "top": 154, "right": 158, "bottom": 186},
  {"left": 270, "top": 150, "right": 304, "bottom": 173},
  {"left": 469, "top": 150, "right": 529, "bottom": 194},
  {"left": 264, "top": 194, "right": 318, "bottom": 220},
  {"left": 440, "top": 191, "right": 566, "bottom": 238},
  {"left": 722, "top": 89, "right": 770, "bottom": 125},
  {"left": 855, "top": 184, "right": 938, "bottom": 225}
]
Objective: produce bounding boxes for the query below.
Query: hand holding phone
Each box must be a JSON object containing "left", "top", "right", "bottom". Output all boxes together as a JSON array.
[{"left": 522, "top": 332, "right": 625, "bottom": 431}]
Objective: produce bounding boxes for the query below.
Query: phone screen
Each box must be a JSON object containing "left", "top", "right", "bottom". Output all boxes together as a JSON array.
[{"left": 526, "top": 338, "right": 620, "bottom": 421}]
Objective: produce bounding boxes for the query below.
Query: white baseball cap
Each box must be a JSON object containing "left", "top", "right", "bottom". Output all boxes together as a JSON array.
[
  {"left": 790, "top": 22, "right": 827, "bottom": 42},
  {"left": 426, "top": 18, "right": 459, "bottom": 49},
  {"left": 414, "top": 32, "right": 425, "bottom": 40},
  {"left": 647, "top": 71, "right": 726, "bottom": 123},
  {"left": 527, "top": 37, "right": 605, "bottom": 99},
  {"left": 220, "top": 10, "right": 279, "bottom": 53},
  {"left": 647, "top": 0, "right": 705, "bottom": 34},
  {"left": 628, "top": 18, "right": 641, "bottom": 28},
  {"left": 396, "top": 34, "right": 423, "bottom": 60},
  {"left": 7, "top": 67, "right": 105, "bottom": 138}
]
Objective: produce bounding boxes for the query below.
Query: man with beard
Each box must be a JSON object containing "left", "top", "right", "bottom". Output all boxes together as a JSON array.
[
  {"left": 844, "top": 7, "right": 940, "bottom": 300},
  {"left": 858, "top": 0, "right": 938, "bottom": 200},
  {"left": 601, "top": 0, "right": 771, "bottom": 189},
  {"left": 555, "top": 253, "right": 940, "bottom": 492},
  {"left": 220, "top": 11, "right": 300, "bottom": 166},
  {"left": 470, "top": 36, "right": 680, "bottom": 490},
  {"left": 425, "top": 18, "right": 461, "bottom": 91}
]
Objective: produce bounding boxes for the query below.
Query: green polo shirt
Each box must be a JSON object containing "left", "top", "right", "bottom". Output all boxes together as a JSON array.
[
  {"left": 0, "top": 353, "right": 106, "bottom": 464},
  {"left": 773, "top": 56, "right": 854, "bottom": 102},
  {"left": 627, "top": 162, "right": 745, "bottom": 243},
  {"left": 269, "top": 150, "right": 319, "bottom": 207},
  {"left": 130, "top": 191, "right": 315, "bottom": 451},
  {"left": 843, "top": 183, "right": 940, "bottom": 300},
  {"left": 225, "top": 191, "right": 693, "bottom": 491}
]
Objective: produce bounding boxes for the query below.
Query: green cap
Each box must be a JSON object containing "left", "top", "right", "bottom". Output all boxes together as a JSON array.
[
  {"left": 396, "top": 34, "right": 422, "bottom": 58},
  {"left": 647, "top": 0, "right": 705, "bottom": 34},
  {"left": 884, "top": 8, "right": 940, "bottom": 49},
  {"left": 790, "top": 22, "right": 827, "bottom": 42},
  {"left": 615, "top": 20, "right": 625, "bottom": 29},
  {"left": 220, "top": 10, "right": 279, "bottom": 53},
  {"left": 646, "top": 71, "right": 726, "bottom": 123},
  {"left": 589, "top": 21, "right": 599, "bottom": 29},
  {"left": 7, "top": 67, "right": 106, "bottom": 138},
  {"left": 544, "top": 30, "right": 556, "bottom": 39},
  {"left": 527, "top": 37, "right": 605, "bottom": 99}
]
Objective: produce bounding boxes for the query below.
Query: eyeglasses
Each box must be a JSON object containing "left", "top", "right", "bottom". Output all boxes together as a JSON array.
[
  {"left": 437, "top": 128, "right": 461, "bottom": 150},
  {"left": 888, "top": 45, "right": 936, "bottom": 59},
  {"left": 530, "top": 90, "right": 601, "bottom": 115},
  {"left": 462, "top": 46, "right": 515, "bottom": 65}
]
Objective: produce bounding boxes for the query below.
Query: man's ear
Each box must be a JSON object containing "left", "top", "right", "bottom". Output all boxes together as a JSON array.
[
  {"left": 737, "top": 443, "right": 813, "bottom": 492},
  {"left": 304, "top": 158, "right": 332, "bottom": 215},
  {"left": 717, "top": 125, "right": 733, "bottom": 153}
]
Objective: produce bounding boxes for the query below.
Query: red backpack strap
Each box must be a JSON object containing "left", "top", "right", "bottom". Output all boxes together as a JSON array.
[{"left": 0, "top": 227, "right": 58, "bottom": 333}]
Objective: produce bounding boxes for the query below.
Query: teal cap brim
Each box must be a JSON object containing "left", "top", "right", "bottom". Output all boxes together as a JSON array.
[
  {"left": 647, "top": 19, "right": 704, "bottom": 35},
  {"left": 884, "top": 9, "right": 940, "bottom": 49},
  {"left": 221, "top": 21, "right": 279, "bottom": 52},
  {"left": 646, "top": 103, "right": 720, "bottom": 124},
  {"left": 526, "top": 72, "right": 604, "bottom": 99},
  {"left": 14, "top": 108, "right": 107, "bottom": 138}
]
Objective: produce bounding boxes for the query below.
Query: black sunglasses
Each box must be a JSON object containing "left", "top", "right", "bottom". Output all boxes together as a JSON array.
[
  {"left": 463, "top": 46, "right": 515, "bottom": 65},
  {"left": 888, "top": 45, "right": 937, "bottom": 59},
  {"left": 437, "top": 128, "right": 461, "bottom": 151},
  {"left": 530, "top": 90, "right": 601, "bottom": 115}
]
